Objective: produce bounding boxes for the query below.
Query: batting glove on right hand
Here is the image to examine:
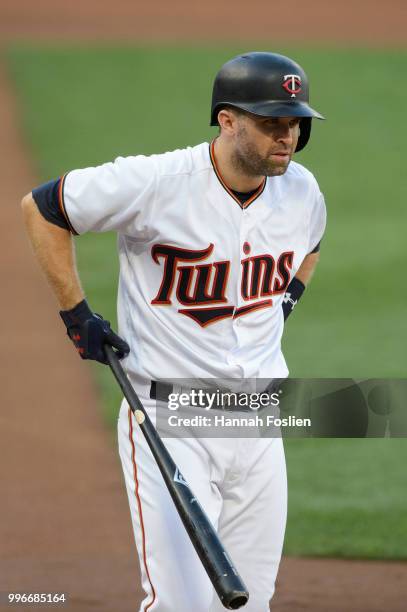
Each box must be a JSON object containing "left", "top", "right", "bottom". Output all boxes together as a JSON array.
[{"left": 59, "top": 299, "right": 130, "bottom": 365}]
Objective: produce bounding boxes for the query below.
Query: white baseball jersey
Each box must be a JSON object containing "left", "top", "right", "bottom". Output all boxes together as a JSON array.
[
  {"left": 62, "top": 141, "right": 326, "bottom": 383},
  {"left": 61, "top": 141, "right": 326, "bottom": 611}
]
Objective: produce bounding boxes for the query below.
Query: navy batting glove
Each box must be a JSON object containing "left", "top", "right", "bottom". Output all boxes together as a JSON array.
[{"left": 59, "top": 299, "right": 130, "bottom": 364}]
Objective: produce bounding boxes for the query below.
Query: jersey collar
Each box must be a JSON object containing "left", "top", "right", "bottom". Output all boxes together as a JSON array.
[{"left": 209, "top": 139, "right": 267, "bottom": 210}]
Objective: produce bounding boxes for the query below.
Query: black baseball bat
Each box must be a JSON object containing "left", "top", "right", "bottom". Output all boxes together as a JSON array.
[{"left": 104, "top": 345, "right": 249, "bottom": 610}]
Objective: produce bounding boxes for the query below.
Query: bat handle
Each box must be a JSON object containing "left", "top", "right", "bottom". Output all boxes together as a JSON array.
[{"left": 104, "top": 345, "right": 145, "bottom": 416}]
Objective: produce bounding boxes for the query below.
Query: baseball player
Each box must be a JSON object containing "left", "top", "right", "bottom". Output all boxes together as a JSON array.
[{"left": 22, "top": 52, "right": 326, "bottom": 611}]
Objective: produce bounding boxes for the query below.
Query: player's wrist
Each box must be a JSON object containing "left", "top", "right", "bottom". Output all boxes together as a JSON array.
[
  {"left": 282, "top": 277, "right": 305, "bottom": 321},
  {"left": 59, "top": 299, "right": 130, "bottom": 364},
  {"left": 289, "top": 277, "right": 305, "bottom": 292},
  {"left": 59, "top": 298, "right": 93, "bottom": 326}
]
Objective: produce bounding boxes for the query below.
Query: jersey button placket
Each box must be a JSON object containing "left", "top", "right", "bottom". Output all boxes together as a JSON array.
[
  {"left": 239, "top": 207, "right": 251, "bottom": 300},
  {"left": 235, "top": 208, "right": 250, "bottom": 333}
]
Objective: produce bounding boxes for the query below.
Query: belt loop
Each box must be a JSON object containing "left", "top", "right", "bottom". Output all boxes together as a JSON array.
[{"left": 150, "top": 381, "right": 157, "bottom": 400}]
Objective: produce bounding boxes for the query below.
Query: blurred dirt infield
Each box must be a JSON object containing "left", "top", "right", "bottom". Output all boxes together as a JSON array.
[
  {"left": 1, "top": 2, "right": 406, "bottom": 611},
  {"left": 0, "top": 0, "right": 406, "bottom": 44}
]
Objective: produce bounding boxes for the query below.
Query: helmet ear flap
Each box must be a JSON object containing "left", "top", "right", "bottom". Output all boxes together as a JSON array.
[{"left": 296, "top": 117, "right": 312, "bottom": 152}]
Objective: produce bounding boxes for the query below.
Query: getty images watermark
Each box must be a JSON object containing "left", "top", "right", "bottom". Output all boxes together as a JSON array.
[
  {"left": 153, "top": 378, "right": 407, "bottom": 438},
  {"left": 166, "top": 388, "right": 309, "bottom": 428},
  {"left": 153, "top": 380, "right": 312, "bottom": 438},
  {"left": 167, "top": 388, "right": 280, "bottom": 411}
]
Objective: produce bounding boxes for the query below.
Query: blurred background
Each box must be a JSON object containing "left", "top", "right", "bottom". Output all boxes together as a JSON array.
[{"left": 1, "top": 1, "right": 406, "bottom": 610}]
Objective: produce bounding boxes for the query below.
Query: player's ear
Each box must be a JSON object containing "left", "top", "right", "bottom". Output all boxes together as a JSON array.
[{"left": 217, "top": 108, "right": 238, "bottom": 135}]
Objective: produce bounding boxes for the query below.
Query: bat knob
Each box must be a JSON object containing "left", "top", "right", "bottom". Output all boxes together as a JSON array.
[{"left": 223, "top": 590, "right": 249, "bottom": 609}]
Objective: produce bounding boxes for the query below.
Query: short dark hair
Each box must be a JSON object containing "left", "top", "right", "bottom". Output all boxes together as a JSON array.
[{"left": 217, "top": 104, "right": 246, "bottom": 118}]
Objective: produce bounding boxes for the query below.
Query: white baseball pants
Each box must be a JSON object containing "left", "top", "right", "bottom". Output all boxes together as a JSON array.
[{"left": 118, "top": 397, "right": 287, "bottom": 612}]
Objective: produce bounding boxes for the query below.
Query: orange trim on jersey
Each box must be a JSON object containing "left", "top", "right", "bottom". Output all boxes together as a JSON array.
[
  {"left": 178, "top": 305, "right": 234, "bottom": 327},
  {"left": 209, "top": 140, "right": 266, "bottom": 210},
  {"left": 128, "top": 408, "right": 157, "bottom": 611},
  {"left": 58, "top": 173, "right": 78, "bottom": 235},
  {"left": 233, "top": 299, "right": 273, "bottom": 318}
]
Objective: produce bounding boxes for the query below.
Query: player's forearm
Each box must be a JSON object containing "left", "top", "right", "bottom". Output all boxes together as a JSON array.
[
  {"left": 295, "top": 251, "right": 320, "bottom": 286},
  {"left": 21, "top": 193, "right": 84, "bottom": 310}
]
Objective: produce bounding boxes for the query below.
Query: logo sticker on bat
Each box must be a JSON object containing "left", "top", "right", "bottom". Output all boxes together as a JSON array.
[{"left": 174, "top": 467, "right": 190, "bottom": 487}]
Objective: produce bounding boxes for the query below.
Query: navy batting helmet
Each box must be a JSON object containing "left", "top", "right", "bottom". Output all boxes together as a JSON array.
[{"left": 210, "top": 52, "right": 324, "bottom": 152}]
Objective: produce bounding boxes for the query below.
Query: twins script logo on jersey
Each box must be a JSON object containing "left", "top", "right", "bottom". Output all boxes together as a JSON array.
[
  {"left": 282, "top": 74, "right": 302, "bottom": 97},
  {"left": 151, "top": 243, "right": 294, "bottom": 327}
]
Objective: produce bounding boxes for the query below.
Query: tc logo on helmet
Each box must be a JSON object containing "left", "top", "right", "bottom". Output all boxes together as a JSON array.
[{"left": 282, "top": 74, "right": 302, "bottom": 97}]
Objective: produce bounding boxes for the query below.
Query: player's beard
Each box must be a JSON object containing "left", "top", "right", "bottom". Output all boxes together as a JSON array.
[{"left": 232, "top": 125, "right": 292, "bottom": 178}]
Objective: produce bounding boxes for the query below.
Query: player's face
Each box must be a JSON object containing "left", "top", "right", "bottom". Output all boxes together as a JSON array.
[{"left": 232, "top": 114, "right": 300, "bottom": 177}]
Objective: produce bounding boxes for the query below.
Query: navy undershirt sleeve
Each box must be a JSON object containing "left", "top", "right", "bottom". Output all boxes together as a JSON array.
[
  {"left": 310, "top": 241, "right": 320, "bottom": 254},
  {"left": 32, "top": 178, "right": 70, "bottom": 231}
]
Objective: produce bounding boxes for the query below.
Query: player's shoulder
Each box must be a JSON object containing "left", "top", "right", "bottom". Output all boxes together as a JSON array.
[
  {"left": 267, "top": 160, "right": 323, "bottom": 213},
  {"left": 103, "top": 143, "right": 209, "bottom": 186},
  {"left": 148, "top": 142, "right": 210, "bottom": 178},
  {"left": 283, "top": 160, "right": 320, "bottom": 191}
]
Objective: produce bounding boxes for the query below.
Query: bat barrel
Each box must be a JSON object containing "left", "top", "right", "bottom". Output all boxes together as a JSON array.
[{"left": 212, "top": 568, "right": 248, "bottom": 608}]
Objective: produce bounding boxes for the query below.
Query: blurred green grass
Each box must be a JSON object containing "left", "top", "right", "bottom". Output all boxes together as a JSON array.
[
  {"left": 7, "top": 46, "right": 407, "bottom": 558},
  {"left": 284, "top": 438, "right": 407, "bottom": 558}
]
